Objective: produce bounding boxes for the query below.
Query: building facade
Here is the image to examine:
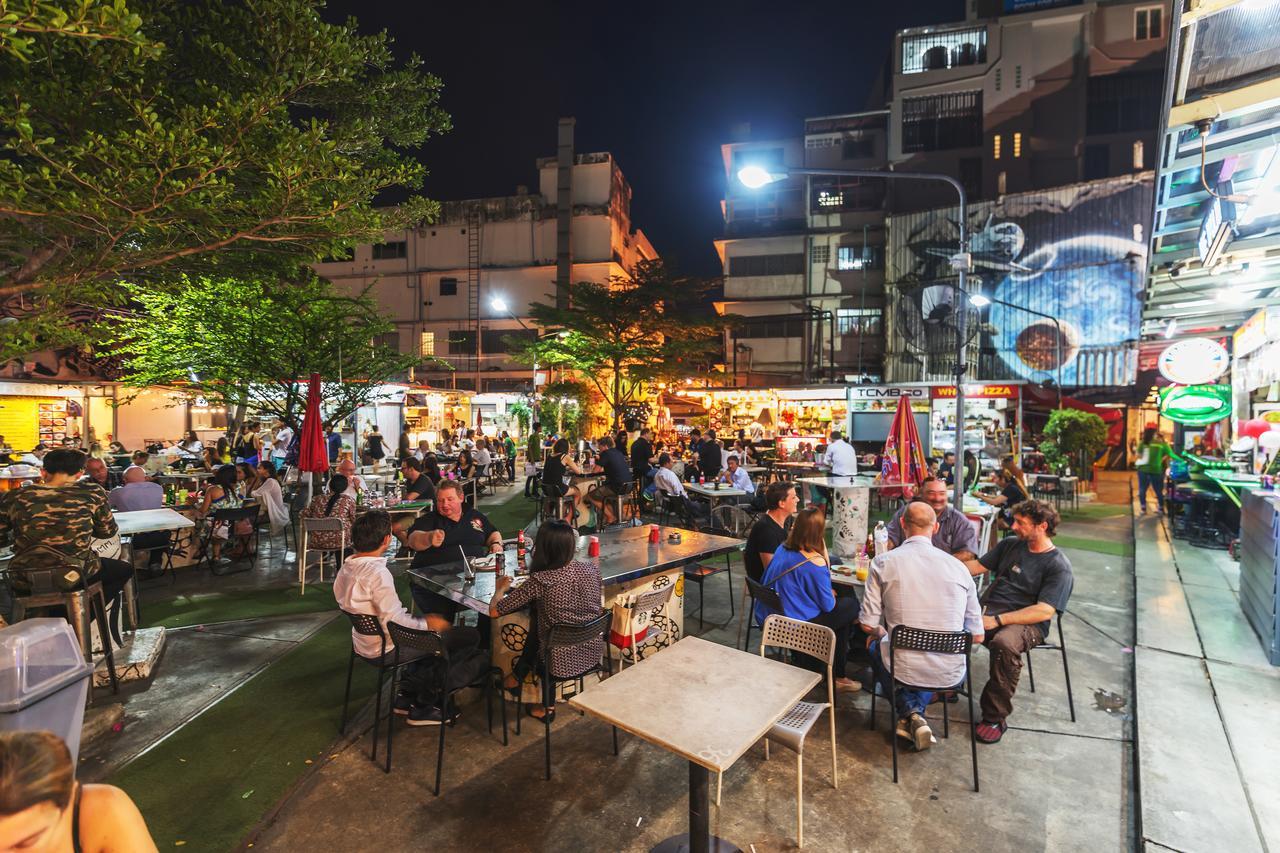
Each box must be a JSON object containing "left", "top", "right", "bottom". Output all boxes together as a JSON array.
[{"left": 315, "top": 148, "right": 655, "bottom": 393}]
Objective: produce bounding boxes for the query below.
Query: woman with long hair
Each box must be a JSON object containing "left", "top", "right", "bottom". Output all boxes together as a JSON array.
[
  {"left": 755, "top": 506, "right": 862, "bottom": 693},
  {"left": 540, "top": 437, "right": 585, "bottom": 523},
  {"left": 191, "top": 463, "right": 243, "bottom": 562},
  {"left": 235, "top": 461, "right": 261, "bottom": 499},
  {"left": 421, "top": 453, "right": 443, "bottom": 485},
  {"left": 251, "top": 458, "right": 291, "bottom": 536},
  {"left": 489, "top": 520, "right": 603, "bottom": 721},
  {"left": 455, "top": 448, "right": 477, "bottom": 481},
  {"left": 0, "top": 731, "right": 158, "bottom": 851},
  {"left": 301, "top": 473, "right": 356, "bottom": 552},
  {"left": 232, "top": 422, "right": 260, "bottom": 464}
]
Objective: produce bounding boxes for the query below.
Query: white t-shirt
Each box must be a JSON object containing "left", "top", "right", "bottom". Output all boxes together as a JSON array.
[
  {"left": 654, "top": 466, "right": 688, "bottom": 498},
  {"left": 475, "top": 447, "right": 492, "bottom": 467},
  {"left": 822, "top": 439, "right": 859, "bottom": 476},
  {"left": 273, "top": 427, "right": 293, "bottom": 456}
]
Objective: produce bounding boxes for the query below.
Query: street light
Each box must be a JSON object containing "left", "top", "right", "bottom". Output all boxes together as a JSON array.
[
  {"left": 736, "top": 164, "right": 972, "bottom": 509},
  {"left": 489, "top": 295, "right": 538, "bottom": 404},
  {"left": 970, "top": 294, "right": 1064, "bottom": 410}
]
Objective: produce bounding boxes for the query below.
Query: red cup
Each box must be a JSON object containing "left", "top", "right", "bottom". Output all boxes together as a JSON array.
[
  {"left": 649, "top": 524, "right": 660, "bottom": 544},
  {"left": 588, "top": 536, "right": 600, "bottom": 558}
]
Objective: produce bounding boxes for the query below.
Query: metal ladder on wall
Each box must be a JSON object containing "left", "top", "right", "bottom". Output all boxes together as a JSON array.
[{"left": 465, "top": 209, "right": 481, "bottom": 383}]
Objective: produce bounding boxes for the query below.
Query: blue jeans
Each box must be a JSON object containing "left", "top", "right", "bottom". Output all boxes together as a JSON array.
[
  {"left": 1137, "top": 470, "right": 1164, "bottom": 511},
  {"left": 868, "top": 639, "right": 963, "bottom": 718}
]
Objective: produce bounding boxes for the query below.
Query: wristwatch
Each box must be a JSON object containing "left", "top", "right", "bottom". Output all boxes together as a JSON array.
[{"left": 994, "top": 614, "right": 1004, "bottom": 627}]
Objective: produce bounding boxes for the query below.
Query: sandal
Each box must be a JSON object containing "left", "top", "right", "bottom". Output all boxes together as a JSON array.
[
  {"left": 975, "top": 720, "right": 1007, "bottom": 744},
  {"left": 525, "top": 706, "right": 555, "bottom": 723},
  {"left": 503, "top": 676, "right": 521, "bottom": 698}
]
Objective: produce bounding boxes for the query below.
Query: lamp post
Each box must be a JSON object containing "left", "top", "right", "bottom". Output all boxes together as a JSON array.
[
  {"left": 737, "top": 164, "right": 972, "bottom": 509},
  {"left": 970, "top": 294, "right": 1064, "bottom": 410},
  {"left": 489, "top": 297, "right": 540, "bottom": 409}
]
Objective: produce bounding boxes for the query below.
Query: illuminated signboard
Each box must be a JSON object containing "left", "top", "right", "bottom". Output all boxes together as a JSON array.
[
  {"left": 1233, "top": 307, "right": 1279, "bottom": 359},
  {"left": 1159, "top": 384, "right": 1231, "bottom": 426},
  {"left": 931, "top": 384, "right": 1019, "bottom": 399},
  {"left": 1158, "top": 337, "right": 1229, "bottom": 385},
  {"left": 1197, "top": 188, "right": 1237, "bottom": 268}
]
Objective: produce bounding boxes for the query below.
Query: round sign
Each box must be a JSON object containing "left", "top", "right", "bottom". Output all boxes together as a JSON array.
[{"left": 1158, "top": 338, "right": 1229, "bottom": 385}]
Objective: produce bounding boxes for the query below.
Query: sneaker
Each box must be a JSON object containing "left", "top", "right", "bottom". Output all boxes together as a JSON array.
[
  {"left": 908, "top": 713, "right": 934, "bottom": 751},
  {"left": 406, "top": 705, "right": 460, "bottom": 727},
  {"left": 392, "top": 693, "right": 414, "bottom": 716},
  {"left": 975, "top": 719, "right": 1007, "bottom": 744}
]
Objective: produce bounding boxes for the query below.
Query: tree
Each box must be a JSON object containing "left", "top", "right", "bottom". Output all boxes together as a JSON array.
[
  {"left": 113, "top": 274, "right": 432, "bottom": 430},
  {"left": 1039, "top": 408, "right": 1108, "bottom": 475},
  {"left": 510, "top": 260, "right": 730, "bottom": 428},
  {"left": 0, "top": 0, "right": 449, "bottom": 356}
]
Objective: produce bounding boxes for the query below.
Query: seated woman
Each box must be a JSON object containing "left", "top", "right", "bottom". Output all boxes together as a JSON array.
[
  {"left": 300, "top": 474, "right": 356, "bottom": 553},
  {"left": 489, "top": 520, "right": 603, "bottom": 721},
  {"left": 755, "top": 506, "right": 862, "bottom": 693},
  {"left": 199, "top": 447, "right": 220, "bottom": 472},
  {"left": 541, "top": 437, "right": 585, "bottom": 524},
  {"left": 421, "top": 453, "right": 443, "bottom": 485},
  {"left": 455, "top": 448, "right": 477, "bottom": 481},
  {"left": 107, "top": 439, "right": 127, "bottom": 454},
  {"left": 977, "top": 469, "right": 1030, "bottom": 529},
  {"left": 0, "top": 731, "right": 158, "bottom": 852},
  {"left": 190, "top": 463, "right": 242, "bottom": 562},
  {"left": 251, "top": 459, "right": 291, "bottom": 537},
  {"left": 235, "top": 461, "right": 262, "bottom": 500}
]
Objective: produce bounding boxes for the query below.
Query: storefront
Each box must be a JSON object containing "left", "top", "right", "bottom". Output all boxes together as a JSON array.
[
  {"left": 1230, "top": 308, "right": 1280, "bottom": 473},
  {"left": 929, "top": 383, "right": 1023, "bottom": 461},
  {"left": 470, "top": 393, "right": 525, "bottom": 438},
  {"left": 403, "top": 387, "right": 472, "bottom": 449},
  {"left": 847, "top": 385, "right": 929, "bottom": 448},
  {"left": 0, "top": 381, "right": 131, "bottom": 452}
]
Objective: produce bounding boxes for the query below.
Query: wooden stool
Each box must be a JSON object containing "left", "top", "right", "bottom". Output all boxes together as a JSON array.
[{"left": 13, "top": 580, "right": 119, "bottom": 697}]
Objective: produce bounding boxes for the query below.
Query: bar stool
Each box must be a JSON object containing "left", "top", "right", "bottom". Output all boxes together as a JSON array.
[{"left": 12, "top": 570, "right": 119, "bottom": 697}]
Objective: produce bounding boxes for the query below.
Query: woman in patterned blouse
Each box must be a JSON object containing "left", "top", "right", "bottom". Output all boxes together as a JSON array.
[
  {"left": 300, "top": 474, "right": 357, "bottom": 552},
  {"left": 490, "top": 521, "right": 603, "bottom": 721}
]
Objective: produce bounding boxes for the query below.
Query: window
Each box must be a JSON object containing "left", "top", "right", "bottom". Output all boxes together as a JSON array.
[
  {"left": 810, "top": 176, "right": 884, "bottom": 212},
  {"left": 1013, "top": 132, "right": 1022, "bottom": 158},
  {"left": 993, "top": 134, "right": 1002, "bottom": 160},
  {"left": 481, "top": 328, "right": 535, "bottom": 355},
  {"left": 439, "top": 277, "right": 458, "bottom": 296},
  {"left": 1084, "top": 144, "right": 1109, "bottom": 180},
  {"left": 728, "top": 254, "right": 805, "bottom": 277},
  {"left": 959, "top": 157, "right": 982, "bottom": 199},
  {"left": 900, "top": 27, "right": 987, "bottom": 74},
  {"left": 373, "top": 332, "right": 399, "bottom": 351},
  {"left": 997, "top": 170, "right": 1007, "bottom": 195},
  {"left": 811, "top": 244, "right": 830, "bottom": 265},
  {"left": 1087, "top": 71, "right": 1162, "bottom": 134},
  {"left": 447, "top": 331, "right": 475, "bottom": 355},
  {"left": 733, "top": 318, "right": 806, "bottom": 339},
  {"left": 836, "top": 245, "right": 883, "bottom": 271},
  {"left": 372, "top": 241, "right": 406, "bottom": 260},
  {"left": 1133, "top": 140, "right": 1146, "bottom": 170},
  {"left": 836, "top": 308, "right": 883, "bottom": 337},
  {"left": 842, "top": 137, "right": 875, "bottom": 160},
  {"left": 901, "top": 91, "right": 982, "bottom": 153},
  {"left": 419, "top": 332, "right": 435, "bottom": 357},
  {"left": 1135, "top": 6, "right": 1162, "bottom": 41}
]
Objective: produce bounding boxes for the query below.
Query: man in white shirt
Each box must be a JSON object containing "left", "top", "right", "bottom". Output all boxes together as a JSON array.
[
  {"left": 717, "top": 454, "right": 755, "bottom": 495},
  {"left": 18, "top": 444, "right": 48, "bottom": 467},
  {"left": 415, "top": 440, "right": 432, "bottom": 461},
  {"left": 337, "top": 457, "right": 365, "bottom": 501},
  {"left": 821, "top": 430, "right": 858, "bottom": 476},
  {"left": 859, "top": 501, "right": 984, "bottom": 752},
  {"left": 653, "top": 453, "right": 707, "bottom": 521},
  {"left": 272, "top": 419, "right": 293, "bottom": 468}
]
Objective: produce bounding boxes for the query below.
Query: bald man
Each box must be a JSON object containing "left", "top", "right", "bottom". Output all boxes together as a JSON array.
[
  {"left": 337, "top": 458, "right": 366, "bottom": 501},
  {"left": 859, "top": 501, "right": 984, "bottom": 753},
  {"left": 108, "top": 466, "right": 170, "bottom": 571},
  {"left": 83, "top": 457, "right": 122, "bottom": 491}
]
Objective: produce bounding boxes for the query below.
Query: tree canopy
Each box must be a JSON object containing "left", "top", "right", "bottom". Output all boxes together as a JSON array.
[
  {"left": 0, "top": 0, "right": 449, "bottom": 356},
  {"left": 113, "top": 274, "right": 429, "bottom": 430},
  {"left": 509, "top": 260, "right": 730, "bottom": 427}
]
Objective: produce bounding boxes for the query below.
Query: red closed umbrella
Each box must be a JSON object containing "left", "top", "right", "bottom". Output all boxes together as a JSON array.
[
  {"left": 297, "top": 374, "right": 329, "bottom": 501},
  {"left": 879, "top": 395, "right": 929, "bottom": 499}
]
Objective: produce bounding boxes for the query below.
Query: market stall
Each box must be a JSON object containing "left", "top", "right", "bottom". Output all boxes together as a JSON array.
[
  {"left": 929, "top": 382, "right": 1023, "bottom": 462},
  {"left": 403, "top": 387, "right": 472, "bottom": 449}
]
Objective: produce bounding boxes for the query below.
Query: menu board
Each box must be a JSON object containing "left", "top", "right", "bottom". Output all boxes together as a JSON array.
[{"left": 37, "top": 400, "right": 68, "bottom": 446}]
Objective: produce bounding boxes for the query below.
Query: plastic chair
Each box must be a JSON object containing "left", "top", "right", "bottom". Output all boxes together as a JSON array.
[
  {"left": 683, "top": 526, "right": 736, "bottom": 634},
  {"left": 1024, "top": 612, "right": 1076, "bottom": 722},
  {"left": 614, "top": 585, "right": 675, "bottom": 669},
  {"left": 385, "top": 622, "right": 507, "bottom": 791},
  {"left": 742, "top": 576, "right": 783, "bottom": 652},
  {"left": 717, "top": 615, "right": 837, "bottom": 848},
  {"left": 299, "top": 517, "right": 346, "bottom": 594},
  {"left": 869, "top": 624, "right": 978, "bottom": 792},
  {"left": 513, "top": 611, "right": 614, "bottom": 780}
]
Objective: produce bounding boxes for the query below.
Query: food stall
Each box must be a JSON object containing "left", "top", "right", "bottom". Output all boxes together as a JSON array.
[
  {"left": 403, "top": 387, "right": 472, "bottom": 448},
  {"left": 929, "top": 383, "right": 1023, "bottom": 462},
  {"left": 846, "top": 385, "right": 930, "bottom": 450},
  {"left": 773, "top": 386, "right": 847, "bottom": 457}
]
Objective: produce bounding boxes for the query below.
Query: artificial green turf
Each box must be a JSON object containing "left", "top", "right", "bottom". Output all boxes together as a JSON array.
[
  {"left": 1053, "top": 534, "right": 1134, "bottom": 557},
  {"left": 1060, "top": 503, "right": 1133, "bottom": 520},
  {"left": 111, "top": 616, "right": 372, "bottom": 851},
  {"left": 140, "top": 584, "right": 337, "bottom": 629}
]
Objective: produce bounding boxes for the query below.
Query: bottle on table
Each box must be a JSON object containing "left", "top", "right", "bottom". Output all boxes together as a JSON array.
[
  {"left": 873, "top": 521, "right": 888, "bottom": 555},
  {"left": 516, "top": 529, "right": 527, "bottom": 574}
]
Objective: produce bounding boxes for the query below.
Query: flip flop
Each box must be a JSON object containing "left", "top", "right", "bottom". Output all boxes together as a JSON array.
[{"left": 975, "top": 720, "right": 1007, "bottom": 744}]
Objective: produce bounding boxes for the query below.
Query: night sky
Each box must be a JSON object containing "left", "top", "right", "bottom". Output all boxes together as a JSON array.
[{"left": 322, "top": 0, "right": 960, "bottom": 276}]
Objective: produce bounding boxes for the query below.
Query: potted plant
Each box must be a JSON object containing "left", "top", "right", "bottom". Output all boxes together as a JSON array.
[{"left": 1039, "top": 409, "right": 1108, "bottom": 481}]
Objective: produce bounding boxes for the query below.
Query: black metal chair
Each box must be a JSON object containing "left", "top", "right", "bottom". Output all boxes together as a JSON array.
[
  {"left": 682, "top": 526, "right": 736, "bottom": 634},
  {"left": 869, "top": 625, "right": 978, "bottom": 792},
  {"left": 1024, "top": 611, "right": 1076, "bottom": 722},
  {"left": 197, "top": 506, "right": 261, "bottom": 575},
  {"left": 742, "top": 576, "right": 784, "bottom": 653},
  {"left": 385, "top": 622, "right": 507, "bottom": 791},
  {"left": 513, "top": 611, "right": 614, "bottom": 780},
  {"left": 125, "top": 531, "right": 177, "bottom": 583},
  {"left": 338, "top": 611, "right": 409, "bottom": 768}
]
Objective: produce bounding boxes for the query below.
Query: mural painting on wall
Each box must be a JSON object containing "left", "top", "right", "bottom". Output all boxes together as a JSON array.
[
  {"left": 0, "top": 301, "right": 122, "bottom": 382},
  {"left": 889, "top": 174, "right": 1150, "bottom": 386}
]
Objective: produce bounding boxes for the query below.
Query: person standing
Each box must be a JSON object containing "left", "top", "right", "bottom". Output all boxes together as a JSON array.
[
  {"left": 271, "top": 419, "right": 292, "bottom": 472},
  {"left": 860, "top": 502, "right": 984, "bottom": 751},
  {"left": 1135, "top": 426, "right": 1172, "bottom": 515},
  {"left": 821, "top": 430, "right": 858, "bottom": 476},
  {"left": 524, "top": 422, "right": 544, "bottom": 498},
  {"left": 501, "top": 430, "right": 517, "bottom": 481},
  {"left": 697, "top": 429, "right": 723, "bottom": 480},
  {"left": 363, "top": 424, "right": 386, "bottom": 467},
  {"left": 326, "top": 426, "right": 343, "bottom": 464},
  {"left": 232, "top": 423, "right": 260, "bottom": 464}
]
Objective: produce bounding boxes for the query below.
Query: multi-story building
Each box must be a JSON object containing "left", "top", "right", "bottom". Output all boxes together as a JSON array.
[
  {"left": 718, "top": 0, "right": 1169, "bottom": 388},
  {"left": 315, "top": 130, "right": 656, "bottom": 393}
]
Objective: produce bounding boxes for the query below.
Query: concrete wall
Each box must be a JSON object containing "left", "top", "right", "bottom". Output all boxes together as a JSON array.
[{"left": 115, "top": 389, "right": 187, "bottom": 451}]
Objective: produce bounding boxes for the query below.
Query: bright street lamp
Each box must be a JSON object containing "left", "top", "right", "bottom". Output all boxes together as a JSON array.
[
  {"left": 736, "top": 163, "right": 973, "bottom": 509},
  {"left": 490, "top": 296, "right": 509, "bottom": 314},
  {"left": 488, "top": 295, "right": 538, "bottom": 402}
]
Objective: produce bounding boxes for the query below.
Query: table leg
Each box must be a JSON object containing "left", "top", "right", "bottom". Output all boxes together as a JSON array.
[{"left": 651, "top": 761, "right": 740, "bottom": 853}]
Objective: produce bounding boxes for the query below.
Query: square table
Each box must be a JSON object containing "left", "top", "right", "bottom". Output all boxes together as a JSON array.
[
  {"left": 113, "top": 508, "right": 197, "bottom": 623},
  {"left": 569, "top": 636, "right": 820, "bottom": 853},
  {"left": 685, "top": 482, "right": 746, "bottom": 514}
]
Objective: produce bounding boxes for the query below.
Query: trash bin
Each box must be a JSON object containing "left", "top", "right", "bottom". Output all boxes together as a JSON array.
[{"left": 0, "top": 618, "right": 94, "bottom": 764}]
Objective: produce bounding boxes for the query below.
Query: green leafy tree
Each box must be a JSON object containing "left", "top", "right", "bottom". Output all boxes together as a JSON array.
[
  {"left": 1039, "top": 408, "right": 1108, "bottom": 475},
  {"left": 113, "top": 274, "right": 433, "bottom": 430},
  {"left": 0, "top": 0, "right": 449, "bottom": 356},
  {"left": 510, "top": 260, "right": 730, "bottom": 428}
]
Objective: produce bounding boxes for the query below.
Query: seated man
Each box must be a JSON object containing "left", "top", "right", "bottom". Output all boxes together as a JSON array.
[
  {"left": 860, "top": 502, "right": 983, "bottom": 752},
  {"left": 652, "top": 453, "right": 708, "bottom": 523},
  {"left": 963, "top": 499, "right": 1073, "bottom": 745},
  {"left": 743, "top": 481, "right": 797, "bottom": 583},
  {"left": 587, "top": 435, "right": 633, "bottom": 525},
  {"left": 337, "top": 457, "right": 366, "bottom": 501},
  {"left": 394, "top": 480, "right": 502, "bottom": 639},
  {"left": 884, "top": 478, "right": 979, "bottom": 561},
  {"left": 335, "top": 510, "right": 480, "bottom": 726},
  {"left": 108, "top": 467, "right": 170, "bottom": 571},
  {"left": 717, "top": 454, "right": 755, "bottom": 505},
  {"left": 83, "top": 457, "right": 123, "bottom": 492},
  {"left": 399, "top": 456, "right": 436, "bottom": 503}
]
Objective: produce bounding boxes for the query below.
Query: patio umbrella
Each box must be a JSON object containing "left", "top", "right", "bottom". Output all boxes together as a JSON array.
[
  {"left": 879, "top": 395, "right": 928, "bottom": 499},
  {"left": 297, "top": 373, "right": 329, "bottom": 502}
]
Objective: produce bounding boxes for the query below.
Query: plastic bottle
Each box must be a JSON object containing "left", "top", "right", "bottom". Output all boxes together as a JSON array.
[{"left": 873, "top": 521, "right": 888, "bottom": 555}]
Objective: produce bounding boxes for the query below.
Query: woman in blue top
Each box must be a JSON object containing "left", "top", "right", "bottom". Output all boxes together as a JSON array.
[{"left": 756, "top": 506, "right": 862, "bottom": 693}]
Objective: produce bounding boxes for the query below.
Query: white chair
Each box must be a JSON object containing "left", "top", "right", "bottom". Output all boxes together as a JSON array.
[
  {"left": 717, "top": 614, "right": 837, "bottom": 848},
  {"left": 299, "top": 517, "right": 346, "bottom": 594},
  {"left": 613, "top": 585, "right": 674, "bottom": 669}
]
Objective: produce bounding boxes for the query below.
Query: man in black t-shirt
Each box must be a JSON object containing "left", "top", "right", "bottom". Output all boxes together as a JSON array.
[
  {"left": 744, "top": 482, "right": 798, "bottom": 583},
  {"left": 937, "top": 451, "right": 956, "bottom": 486},
  {"left": 698, "top": 429, "right": 723, "bottom": 480},
  {"left": 395, "top": 480, "right": 502, "bottom": 625},
  {"left": 630, "top": 427, "right": 656, "bottom": 485},
  {"left": 588, "top": 435, "right": 634, "bottom": 525},
  {"left": 400, "top": 457, "right": 436, "bottom": 503},
  {"left": 964, "top": 499, "right": 1073, "bottom": 745}
]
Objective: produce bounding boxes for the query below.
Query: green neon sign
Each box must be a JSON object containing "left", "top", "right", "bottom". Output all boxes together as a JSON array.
[{"left": 1159, "top": 384, "right": 1231, "bottom": 426}]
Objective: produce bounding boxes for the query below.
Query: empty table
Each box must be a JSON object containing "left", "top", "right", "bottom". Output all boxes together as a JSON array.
[{"left": 570, "top": 636, "right": 820, "bottom": 853}]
